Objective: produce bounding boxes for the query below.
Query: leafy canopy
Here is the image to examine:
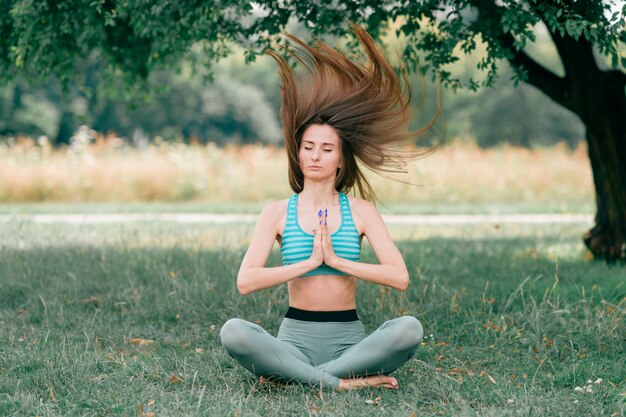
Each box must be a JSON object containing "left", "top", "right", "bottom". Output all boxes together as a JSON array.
[{"left": 1, "top": 1, "right": 624, "bottom": 92}]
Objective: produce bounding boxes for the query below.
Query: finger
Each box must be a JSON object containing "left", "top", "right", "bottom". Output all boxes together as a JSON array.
[
  {"left": 315, "top": 218, "right": 322, "bottom": 242},
  {"left": 324, "top": 211, "right": 331, "bottom": 240}
]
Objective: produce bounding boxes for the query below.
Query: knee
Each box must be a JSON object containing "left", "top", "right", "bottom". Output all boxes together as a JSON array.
[
  {"left": 392, "top": 316, "right": 424, "bottom": 350},
  {"left": 219, "top": 318, "right": 253, "bottom": 355}
]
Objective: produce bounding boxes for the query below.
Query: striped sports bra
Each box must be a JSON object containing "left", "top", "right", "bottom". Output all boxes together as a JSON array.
[{"left": 281, "top": 192, "right": 361, "bottom": 276}]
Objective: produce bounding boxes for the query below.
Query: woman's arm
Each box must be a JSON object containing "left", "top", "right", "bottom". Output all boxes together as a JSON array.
[
  {"left": 324, "top": 200, "right": 409, "bottom": 291},
  {"left": 236, "top": 201, "right": 320, "bottom": 295}
]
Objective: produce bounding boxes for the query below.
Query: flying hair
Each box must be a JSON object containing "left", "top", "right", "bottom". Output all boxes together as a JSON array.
[{"left": 265, "top": 21, "right": 444, "bottom": 202}]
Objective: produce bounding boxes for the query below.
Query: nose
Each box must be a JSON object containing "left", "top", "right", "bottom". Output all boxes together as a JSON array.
[{"left": 311, "top": 149, "right": 320, "bottom": 161}]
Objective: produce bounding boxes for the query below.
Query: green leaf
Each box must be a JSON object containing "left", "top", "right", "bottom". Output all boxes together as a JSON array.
[{"left": 565, "top": 20, "right": 575, "bottom": 37}]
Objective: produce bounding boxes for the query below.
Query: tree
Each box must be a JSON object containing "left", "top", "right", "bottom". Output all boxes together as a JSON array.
[
  {"left": 0, "top": 0, "right": 624, "bottom": 261},
  {"left": 443, "top": 64, "right": 585, "bottom": 148}
]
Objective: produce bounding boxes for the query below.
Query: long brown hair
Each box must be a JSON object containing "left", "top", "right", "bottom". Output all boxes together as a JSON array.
[{"left": 265, "top": 21, "right": 444, "bottom": 202}]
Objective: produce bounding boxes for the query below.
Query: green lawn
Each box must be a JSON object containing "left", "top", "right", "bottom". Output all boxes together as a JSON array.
[{"left": 0, "top": 218, "right": 623, "bottom": 416}]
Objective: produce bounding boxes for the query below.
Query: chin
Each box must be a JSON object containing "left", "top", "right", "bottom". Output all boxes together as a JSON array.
[{"left": 306, "top": 171, "right": 331, "bottom": 178}]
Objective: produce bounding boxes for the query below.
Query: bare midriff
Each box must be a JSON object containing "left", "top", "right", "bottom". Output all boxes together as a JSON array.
[{"left": 288, "top": 274, "right": 357, "bottom": 311}]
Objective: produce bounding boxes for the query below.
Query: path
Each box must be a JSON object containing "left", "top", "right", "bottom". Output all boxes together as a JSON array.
[{"left": 0, "top": 213, "right": 593, "bottom": 224}]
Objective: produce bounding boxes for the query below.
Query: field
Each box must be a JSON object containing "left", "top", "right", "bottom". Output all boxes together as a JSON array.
[
  {"left": 0, "top": 139, "right": 622, "bottom": 415},
  {"left": 0, "top": 139, "right": 594, "bottom": 214},
  {"left": 0, "top": 218, "right": 624, "bottom": 416}
]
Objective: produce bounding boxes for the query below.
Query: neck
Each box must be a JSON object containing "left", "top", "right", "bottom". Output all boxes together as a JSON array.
[{"left": 299, "top": 181, "right": 339, "bottom": 208}]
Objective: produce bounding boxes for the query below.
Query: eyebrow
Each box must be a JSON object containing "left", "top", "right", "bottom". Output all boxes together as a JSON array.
[{"left": 303, "top": 140, "right": 336, "bottom": 147}]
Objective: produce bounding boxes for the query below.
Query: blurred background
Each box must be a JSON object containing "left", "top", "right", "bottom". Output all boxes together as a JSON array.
[
  {"left": 0, "top": 20, "right": 593, "bottom": 210},
  {"left": 0, "top": 27, "right": 585, "bottom": 149}
]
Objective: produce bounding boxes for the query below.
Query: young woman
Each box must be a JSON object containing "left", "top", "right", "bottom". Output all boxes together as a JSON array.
[{"left": 220, "top": 22, "right": 441, "bottom": 391}]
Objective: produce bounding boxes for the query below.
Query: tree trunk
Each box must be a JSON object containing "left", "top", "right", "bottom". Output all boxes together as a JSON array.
[
  {"left": 54, "top": 110, "right": 74, "bottom": 147},
  {"left": 513, "top": 30, "right": 626, "bottom": 263},
  {"left": 580, "top": 73, "right": 626, "bottom": 262}
]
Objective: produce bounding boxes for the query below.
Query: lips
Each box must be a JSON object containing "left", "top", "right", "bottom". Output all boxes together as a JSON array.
[{"left": 308, "top": 166, "right": 322, "bottom": 169}]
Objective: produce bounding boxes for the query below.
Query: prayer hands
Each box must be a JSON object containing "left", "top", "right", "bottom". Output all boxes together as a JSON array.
[{"left": 311, "top": 209, "right": 338, "bottom": 268}]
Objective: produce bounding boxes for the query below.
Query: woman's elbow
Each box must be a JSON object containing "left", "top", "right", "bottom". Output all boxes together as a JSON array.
[
  {"left": 237, "top": 283, "right": 251, "bottom": 296},
  {"left": 236, "top": 273, "right": 252, "bottom": 296},
  {"left": 396, "top": 270, "right": 410, "bottom": 291}
]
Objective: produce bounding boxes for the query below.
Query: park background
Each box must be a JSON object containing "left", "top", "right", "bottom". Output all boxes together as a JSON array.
[
  {"left": 0, "top": 20, "right": 592, "bottom": 209},
  {"left": 0, "top": 3, "right": 624, "bottom": 417}
]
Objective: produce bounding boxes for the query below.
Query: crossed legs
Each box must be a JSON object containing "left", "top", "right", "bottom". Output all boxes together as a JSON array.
[
  {"left": 219, "top": 318, "right": 341, "bottom": 388},
  {"left": 219, "top": 316, "right": 423, "bottom": 390}
]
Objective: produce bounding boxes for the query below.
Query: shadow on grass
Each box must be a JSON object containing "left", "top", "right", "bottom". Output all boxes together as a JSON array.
[
  {"left": 1, "top": 235, "right": 623, "bottom": 324},
  {"left": 0, "top": 235, "right": 624, "bottom": 416}
]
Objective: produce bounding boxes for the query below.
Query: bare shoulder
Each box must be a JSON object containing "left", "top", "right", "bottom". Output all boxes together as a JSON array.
[
  {"left": 346, "top": 195, "right": 380, "bottom": 235},
  {"left": 258, "top": 198, "right": 289, "bottom": 236},
  {"left": 347, "top": 195, "right": 378, "bottom": 214}
]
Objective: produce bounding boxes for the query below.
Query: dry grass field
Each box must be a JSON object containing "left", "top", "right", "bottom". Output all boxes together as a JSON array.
[{"left": 0, "top": 136, "right": 593, "bottom": 210}]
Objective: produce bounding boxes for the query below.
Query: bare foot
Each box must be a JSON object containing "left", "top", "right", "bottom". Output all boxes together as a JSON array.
[{"left": 337, "top": 375, "right": 398, "bottom": 391}]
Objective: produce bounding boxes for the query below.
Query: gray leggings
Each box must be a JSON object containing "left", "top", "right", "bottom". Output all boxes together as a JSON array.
[{"left": 219, "top": 315, "right": 423, "bottom": 389}]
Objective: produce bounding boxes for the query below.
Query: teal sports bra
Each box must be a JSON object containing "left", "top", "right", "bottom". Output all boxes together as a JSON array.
[{"left": 281, "top": 192, "right": 361, "bottom": 276}]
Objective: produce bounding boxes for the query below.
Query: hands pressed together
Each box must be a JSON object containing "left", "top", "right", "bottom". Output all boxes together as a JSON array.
[{"left": 310, "top": 209, "right": 338, "bottom": 268}]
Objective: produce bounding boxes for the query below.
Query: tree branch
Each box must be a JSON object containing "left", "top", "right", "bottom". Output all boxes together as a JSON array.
[
  {"left": 500, "top": 34, "right": 572, "bottom": 111},
  {"left": 548, "top": 31, "right": 599, "bottom": 80}
]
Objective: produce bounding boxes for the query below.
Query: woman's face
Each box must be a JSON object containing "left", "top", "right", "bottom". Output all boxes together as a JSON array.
[{"left": 298, "top": 124, "right": 342, "bottom": 180}]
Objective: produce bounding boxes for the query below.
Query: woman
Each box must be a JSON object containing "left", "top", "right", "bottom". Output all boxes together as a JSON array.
[{"left": 220, "top": 22, "right": 441, "bottom": 391}]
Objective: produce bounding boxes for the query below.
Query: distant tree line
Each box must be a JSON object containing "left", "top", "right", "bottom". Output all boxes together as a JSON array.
[{"left": 0, "top": 41, "right": 583, "bottom": 148}]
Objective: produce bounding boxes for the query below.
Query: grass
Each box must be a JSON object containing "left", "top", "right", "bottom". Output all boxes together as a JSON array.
[
  {"left": 0, "top": 140, "right": 594, "bottom": 212},
  {"left": 0, "top": 219, "right": 624, "bottom": 416}
]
